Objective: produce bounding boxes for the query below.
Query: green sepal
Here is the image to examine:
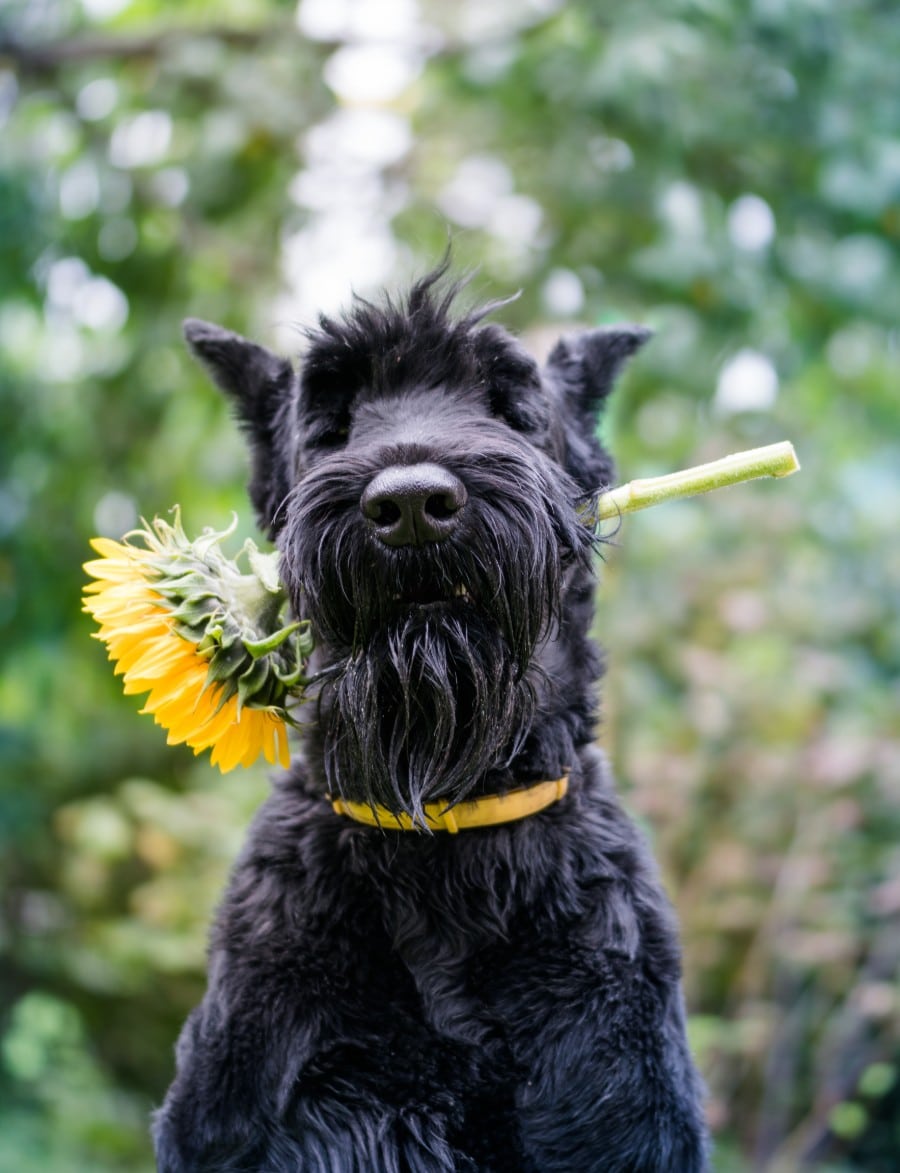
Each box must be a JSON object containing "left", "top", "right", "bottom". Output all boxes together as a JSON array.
[
  {"left": 235, "top": 657, "right": 274, "bottom": 714},
  {"left": 244, "top": 620, "right": 306, "bottom": 659},
  {"left": 245, "top": 544, "right": 283, "bottom": 595}
]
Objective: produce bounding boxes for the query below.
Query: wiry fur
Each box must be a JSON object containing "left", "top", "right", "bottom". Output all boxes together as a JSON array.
[{"left": 155, "top": 269, "right": 709, "bottom": 1171}]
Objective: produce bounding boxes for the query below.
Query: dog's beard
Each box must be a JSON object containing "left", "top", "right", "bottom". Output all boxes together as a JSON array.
[
  {"left": 294, "top": 528, "right": 556, "bottom": 818},
  {"left": 322, "top": 606, "right": 534, "bottom": 820},
  {"left": 281, "top": 441, "right": 595, "bottom": 818}
]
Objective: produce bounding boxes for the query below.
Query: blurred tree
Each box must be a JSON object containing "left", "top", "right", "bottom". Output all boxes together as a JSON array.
[{"left": 1, "top": 0, "right": 898, "bottom": 1169}]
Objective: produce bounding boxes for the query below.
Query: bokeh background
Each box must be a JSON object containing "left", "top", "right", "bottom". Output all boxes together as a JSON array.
[{"left": 2, "top": 1, "right": 899, "bottom": 1169}]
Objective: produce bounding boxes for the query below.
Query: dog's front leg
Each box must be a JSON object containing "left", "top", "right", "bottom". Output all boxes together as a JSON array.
[
  {"left": 152, "top": 963, "right": 340, "bottom": 1173},
  {"left": 152, "top": 997, "right": 290, "bottom": 1173},
  {"left": 153, "top": 988, "right": 479, "bottom": 1173},
  {"left": 507, "top": 961, "right": 709, "bottom": 1173},
  {"left": 157, "top": 1096, "right": 470, "bottom": 1173},
  {"left": 157, "top": 1061, "right": 476, "bottom": 1173}
]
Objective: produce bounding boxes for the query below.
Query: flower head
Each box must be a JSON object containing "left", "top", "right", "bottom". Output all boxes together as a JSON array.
[{"left": 83, "top": 512, "right": 313, "bottom": 772}]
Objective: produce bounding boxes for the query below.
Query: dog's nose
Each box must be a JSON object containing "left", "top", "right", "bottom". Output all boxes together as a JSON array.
[{"left": 361, "top": 463, "right": 467, "bottom": 547}]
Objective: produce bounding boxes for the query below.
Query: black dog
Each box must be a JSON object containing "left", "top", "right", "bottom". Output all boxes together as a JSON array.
[{"left": 153, "top": 269, "right": 709, "bottom": 1172}]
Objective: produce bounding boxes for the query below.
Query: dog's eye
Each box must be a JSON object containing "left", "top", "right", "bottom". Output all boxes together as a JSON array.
[{"left": 310, "top": 423, "right": 350, "bottom": 448}]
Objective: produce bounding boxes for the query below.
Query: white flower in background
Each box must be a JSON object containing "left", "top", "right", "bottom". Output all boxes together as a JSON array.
[
  {"left": 728, "top": 194, "right": 776, "bottom": 252},
  {"left": 714, "top": 350, "right": 779, "bottom": 414}
]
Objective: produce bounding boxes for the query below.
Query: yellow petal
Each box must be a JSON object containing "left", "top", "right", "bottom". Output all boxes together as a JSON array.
[
  {"left": 261, "top": 714, "right": 276, "bottom": 764},
  {"left": 84, "top": 581, "right": 162, "bottom": 609},
  {"left": 83, "top": 556, "right": 149, "bottom": 583},
  {"left": 125, "top": 658, "right": 206, "bottom": 701},
  {"left": 274, "top": 720, "right": 291, "bottom": 768},
  {"left": 102, "top": 619, "right": 171, "bottom": 658},
  {"left": 252, "top": 712, "right": 275, "bottom": 767},
  {"left": 122, "top": 638, "right": 195, "bottom": 682},
  {"left": 85, "top": 597, "right": 159, "bottom": 624},
  {"left": 208, "top": 721, "right": 253, "bottom": 772},
  {"left": 88, "top": 536, "right": 136, "bottom": 559},
  {"left": 159, "top": 690, "right": 236, "bottom": 745}
]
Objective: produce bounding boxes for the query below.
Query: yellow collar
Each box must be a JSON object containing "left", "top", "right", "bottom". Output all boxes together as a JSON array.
[{"left": 330, "top": 774, "right": 569, "bottom": 833}]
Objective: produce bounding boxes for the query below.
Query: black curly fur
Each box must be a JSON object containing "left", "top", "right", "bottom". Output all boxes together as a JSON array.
[{"left": 159, "top": 270, "right": 709, "bottom": 1172}]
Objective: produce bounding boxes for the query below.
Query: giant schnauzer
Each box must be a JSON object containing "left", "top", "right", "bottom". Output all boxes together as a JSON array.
[{"left": 153, "top": 267, "right": 709, "bottom": 1171}]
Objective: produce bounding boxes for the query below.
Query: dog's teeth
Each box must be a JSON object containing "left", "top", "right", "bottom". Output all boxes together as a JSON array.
[{"left": 454, "top": 585, "right": 469, "bottom": 598}]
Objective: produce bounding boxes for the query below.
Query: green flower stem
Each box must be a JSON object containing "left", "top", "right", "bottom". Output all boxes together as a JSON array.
[{"left": 583, "top": 441, "right": 800, "bottom": 525}]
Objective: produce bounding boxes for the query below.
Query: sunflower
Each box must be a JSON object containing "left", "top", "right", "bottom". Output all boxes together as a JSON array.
[{"left": 83, "top": 513, "right": 313, "bottom": 772}]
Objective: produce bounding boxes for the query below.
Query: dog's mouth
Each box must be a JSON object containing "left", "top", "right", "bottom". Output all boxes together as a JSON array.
[{"left": 390, "top": 582, "right": 475, "bottom": 610}]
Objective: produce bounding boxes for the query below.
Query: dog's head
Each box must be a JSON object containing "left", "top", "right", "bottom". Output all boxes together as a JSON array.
[{"left": 185, "top": 268, "right": 648, "bottom": 817}]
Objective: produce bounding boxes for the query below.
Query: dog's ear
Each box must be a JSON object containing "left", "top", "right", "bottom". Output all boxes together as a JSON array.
[
  {"left": 544, "top": 326, "right": 651, "bottom": 417},
  {"left": 544, "top": 326, "right": 651, "bottom": 490},
  {"left": 183, "top": 319, "right": 297, "bottom": 537}
]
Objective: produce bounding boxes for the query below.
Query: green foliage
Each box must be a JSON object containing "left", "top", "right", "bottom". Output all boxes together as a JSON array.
[{"left": 2, "top": 1, "right": 899, "bottom": 1169}]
